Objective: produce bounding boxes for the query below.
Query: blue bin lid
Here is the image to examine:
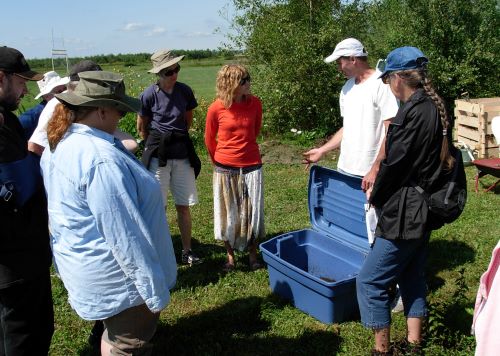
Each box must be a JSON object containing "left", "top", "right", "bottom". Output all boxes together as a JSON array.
[{"left": 308, "top": 166, "right": 370, "bottom": 253}]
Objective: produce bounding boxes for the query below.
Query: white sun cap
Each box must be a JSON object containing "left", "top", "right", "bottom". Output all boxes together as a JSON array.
[
  {"left": 35, "top": 71, "right": 70, "bottom": 99},
  {"left": 324, "top": 38, "right": 368, "bottom": 63}
]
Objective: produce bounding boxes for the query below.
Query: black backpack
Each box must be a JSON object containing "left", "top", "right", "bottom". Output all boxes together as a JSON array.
[{"left": 414, "top": 145, "right": 467, "bottom": 230}]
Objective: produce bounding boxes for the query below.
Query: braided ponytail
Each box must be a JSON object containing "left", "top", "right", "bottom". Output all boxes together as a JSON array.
[
  {"left": 421, "top": 74, "right": 455, "bottom": 170},
  {"left": 397, "top": 69, "right": 455, "bottom": 170}
]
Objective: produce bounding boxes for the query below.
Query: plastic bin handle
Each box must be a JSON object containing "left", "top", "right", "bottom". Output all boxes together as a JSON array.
[
  {"left": 310, "top": 183, "right": 320, "bottom": 208},
  {"left": 275, "top": 234, "right": 295, "bottom": 256}
]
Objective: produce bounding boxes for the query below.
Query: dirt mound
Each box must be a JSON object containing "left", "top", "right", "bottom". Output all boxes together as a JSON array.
[{"left": 259, "top": 140, "right": 305, "bottom": 164}]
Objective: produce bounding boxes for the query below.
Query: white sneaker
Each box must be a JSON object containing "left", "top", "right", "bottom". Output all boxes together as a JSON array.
[{"left": 390, "top": 287, "right": 404, "bottom": 313}]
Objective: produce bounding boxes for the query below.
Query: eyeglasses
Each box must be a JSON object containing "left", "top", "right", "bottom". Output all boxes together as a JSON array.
[
  {"left": 382, "top": 73, "right": 396, "bottom": 85},
  {"left": 161, "top": 65, "right": 181, "bottom": 77},
  {"left": 239, "top": 75, "right": 251, "bottom": 86}
]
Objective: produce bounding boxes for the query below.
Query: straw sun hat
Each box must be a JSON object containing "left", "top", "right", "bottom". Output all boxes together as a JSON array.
[{"left": 147, "top": 49, "right": 184, "bottom": 74}]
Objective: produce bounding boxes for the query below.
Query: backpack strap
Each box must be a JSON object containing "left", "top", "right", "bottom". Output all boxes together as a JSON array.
[{"left": 0, "top": 182, "right": 14, "bottom": 202}]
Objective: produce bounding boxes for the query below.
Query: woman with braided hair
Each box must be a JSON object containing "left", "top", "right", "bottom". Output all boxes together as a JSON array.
[{"left": 357, "top": 47, "right": 453, "bottom": 355}]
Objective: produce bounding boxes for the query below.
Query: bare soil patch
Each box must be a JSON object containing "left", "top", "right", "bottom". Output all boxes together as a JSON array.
[
  {"left": 259, "top": 140, "right": 304, "bottom": 164},
  {"left": 259, "top": 139, "right": 338, "bottom": 165}
]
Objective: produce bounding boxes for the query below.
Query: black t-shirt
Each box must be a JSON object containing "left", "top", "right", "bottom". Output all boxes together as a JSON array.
[{"left": 0, "top": 106, "right": 51, "bottom": 288}]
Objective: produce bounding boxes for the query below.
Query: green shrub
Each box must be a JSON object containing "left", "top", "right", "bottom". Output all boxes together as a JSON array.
[{"left": 227, "top": 0, "right": 500, "bottom": 138}]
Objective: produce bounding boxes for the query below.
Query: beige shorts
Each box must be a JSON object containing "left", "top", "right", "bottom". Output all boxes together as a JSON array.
[
  {"left": 102, "top": 303, "right": 159, "bottom": 355},
  {"left": 149, "top": 157, "right": 198, "bottom": 206}
]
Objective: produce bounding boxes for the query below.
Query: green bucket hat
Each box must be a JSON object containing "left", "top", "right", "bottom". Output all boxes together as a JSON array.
[{"left": 55, "top": 71, "right": 141, "bottom": 113}]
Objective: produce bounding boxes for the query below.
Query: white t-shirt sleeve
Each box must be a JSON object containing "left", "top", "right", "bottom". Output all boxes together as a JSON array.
[
  {"left": 376, "top": 78, "right": 399, "bottom": 121},
  {"left": 29, "top": 97, "right": 60, "bottom": 147}
]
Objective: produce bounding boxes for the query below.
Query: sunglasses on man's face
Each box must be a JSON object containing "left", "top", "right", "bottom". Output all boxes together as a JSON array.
[
  {"left": 239, "top": 75, "right": 251, "bottom": 86},
  {"left": 161, "top": 65, "right": 181, "bottom": 77}
]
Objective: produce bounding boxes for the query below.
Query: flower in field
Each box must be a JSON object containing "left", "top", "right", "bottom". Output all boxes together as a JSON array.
[{"left": 291, "top": 128, "right": 297, "bottom": 133}]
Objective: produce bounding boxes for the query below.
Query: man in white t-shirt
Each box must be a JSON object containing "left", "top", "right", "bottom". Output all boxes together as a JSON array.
[
  {"left": 303, "top": 38, "right": 404, "bottom": 315},
  {"left": 303, "top": 38, "right": 399, "bottom": 191}
]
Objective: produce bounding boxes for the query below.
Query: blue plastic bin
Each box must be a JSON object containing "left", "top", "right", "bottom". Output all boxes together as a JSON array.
[{"left": 260, "top": 166, "right": 370, "bottom": 324}]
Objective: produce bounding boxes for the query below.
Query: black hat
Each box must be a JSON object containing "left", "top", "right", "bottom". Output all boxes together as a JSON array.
[
  {"left": 0, "top": 46, "right": 42, "bottom": 81},
  {"left": 69, "top": 60, "right": 102, "bottom": 81}
]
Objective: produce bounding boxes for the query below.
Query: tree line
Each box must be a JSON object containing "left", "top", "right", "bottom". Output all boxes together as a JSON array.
[{"left": 29, "top": 49, "right": 240, "bottom": 69}]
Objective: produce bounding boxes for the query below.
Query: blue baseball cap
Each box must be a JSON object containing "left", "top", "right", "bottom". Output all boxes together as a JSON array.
[{"left": 378, "top": 46, "right": 429, "bottom": 79}]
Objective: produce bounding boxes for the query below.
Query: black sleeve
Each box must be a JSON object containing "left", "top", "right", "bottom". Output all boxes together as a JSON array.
[{"left": 0, "top": 110, "right": 27, "bottom": 162}]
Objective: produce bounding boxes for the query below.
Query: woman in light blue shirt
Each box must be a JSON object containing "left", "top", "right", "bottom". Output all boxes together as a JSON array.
[{"left": 40, "top": 71, "right": 177, "bottom": 355}]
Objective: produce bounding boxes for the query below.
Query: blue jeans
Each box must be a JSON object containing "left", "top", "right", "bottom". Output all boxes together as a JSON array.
[{"left": 356, "top": 234, "right": 430, "bottom": 329}]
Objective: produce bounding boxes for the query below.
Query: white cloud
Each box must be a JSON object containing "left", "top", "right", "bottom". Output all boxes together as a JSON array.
[
  {"left": 145, "top": 27, "right": 166, "bottom": 37},
  {"left": 121, "top": 22, "right": 147, "bottom": 32}
]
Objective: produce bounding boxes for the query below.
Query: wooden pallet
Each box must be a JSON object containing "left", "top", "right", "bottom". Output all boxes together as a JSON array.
[{"left": 454, "top": 98, "right": 500, "bottom": 158}]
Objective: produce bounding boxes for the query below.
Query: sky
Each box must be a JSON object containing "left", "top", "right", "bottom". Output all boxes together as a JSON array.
[{"left": 1, "top": 0, "right": 235, "bottom": 59}]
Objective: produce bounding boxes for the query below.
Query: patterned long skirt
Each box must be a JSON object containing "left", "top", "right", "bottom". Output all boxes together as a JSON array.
[{"left": 213, "top": 164, "right": 265, "bottom": 251}]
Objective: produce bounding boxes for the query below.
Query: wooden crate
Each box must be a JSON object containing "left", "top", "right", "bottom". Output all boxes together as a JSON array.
[{"left": 454, "top": 98, "right": 500, "bottom": 158}]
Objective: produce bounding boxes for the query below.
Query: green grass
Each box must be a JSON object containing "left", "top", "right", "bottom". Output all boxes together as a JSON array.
[
  {"left": 46, "top": 154, "right": 499, "bottom": 355},
  {"left": 19, "top": 58, "right": 228, "bottom": 115},
  {"left": 13, "top": 59, "right": 500, "bottom": 355}
]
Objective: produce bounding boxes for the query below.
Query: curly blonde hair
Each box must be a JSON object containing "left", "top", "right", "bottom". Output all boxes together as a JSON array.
[{"left": 216, "top": 64, "right": 249, "bottom": 108}]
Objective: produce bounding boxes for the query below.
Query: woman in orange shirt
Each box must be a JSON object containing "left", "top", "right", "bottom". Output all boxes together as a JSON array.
[{"left": 205, "top": 64, "right": 264, "bottom": 271}]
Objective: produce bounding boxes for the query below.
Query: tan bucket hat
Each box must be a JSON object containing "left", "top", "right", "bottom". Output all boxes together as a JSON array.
[
  {"left": 55, "top": 71, "right": 141, "bottom": 113},
  {"left": 148, "top": 49, "right": 184, "bottom": 74}
]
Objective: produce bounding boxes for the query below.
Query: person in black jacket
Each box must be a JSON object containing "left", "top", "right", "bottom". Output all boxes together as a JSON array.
[
  {"left": 0, "top": 46, "right": 53, "bottom": 355},
  {"left": 356, "top": 47, "right": 455, "bottom": 355}
]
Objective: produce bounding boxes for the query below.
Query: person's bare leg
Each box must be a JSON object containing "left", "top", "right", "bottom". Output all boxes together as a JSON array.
[
  {"left": 176, "top": 205, "right": 192, "bottom": 251},
  {"left": 248, "top": 241, "right": 258, "bottom": 265},
  {"left": 224, "top": 241, "right": 235, "bottom": 267},
  {"left": 374, "top": 327, "right": 391, "bottom": 352},
  {"left": 407, "top": 317, "right": 423, "bottom": 344},
  {"left": 101, "top": 339, "right": 112, "bottom": 356}
]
